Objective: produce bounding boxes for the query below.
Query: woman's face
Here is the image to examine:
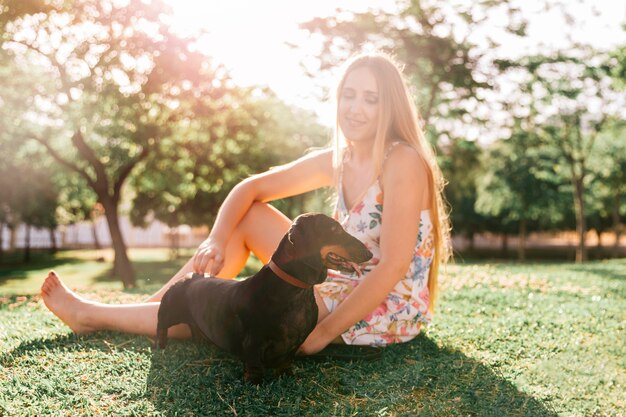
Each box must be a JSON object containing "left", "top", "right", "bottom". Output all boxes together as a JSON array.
[{"left": 338, "top": 67, "right": 379, "bottom": 144}]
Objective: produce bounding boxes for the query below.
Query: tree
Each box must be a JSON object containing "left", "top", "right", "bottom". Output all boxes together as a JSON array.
[
  {"left": 0, "top": 47, "right": 49, "bottom": 259},
  {"left": 439, "top": 138, "right": 485, "bottom": 252},
  {"left": 55, "top": 174, "right": 102, "bottom": 249},
  {"left": 0, "top": 143, "right": 61, "bottom": 262},
  {"left": 13, "top": 163, "right": 60, "bottom": 261},
  {"left": 130, "top": 91, "right": 329, "bottom": 231},
  {"left": 1, "top": 0, "right": 228, "bottom": 286},
  {"left": 587, "top": 121, "right": 626, "bottom": 256},
  {"left": 475, "top": 125, "right": 569, "bottom": 260},
  {"left": 494, "top": 41, "right": 624, "bottom": 262}
]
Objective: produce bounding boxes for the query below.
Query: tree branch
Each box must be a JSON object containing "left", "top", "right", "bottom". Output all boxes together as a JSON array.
[
  {"left": 70, "top": 130, "right": 110, "bottom": 194},
  {"left": 583, "top": 115, "right": 605, "bottom": 157},
  {"left": 112, "top": 144, "right": 151, "bottom": 200},
  {"left": 423, "top": 79, "right": 440, "bottom": 128},
  {"left": 7, "top": 40, "right": 76, "bottom": 96},
  {"left": 29, "top": 133, "right": 96, "bottom": 189}
]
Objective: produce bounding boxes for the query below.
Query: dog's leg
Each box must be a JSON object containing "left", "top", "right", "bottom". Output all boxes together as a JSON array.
[
  {"left": 243, "top": 361, "right": 264, "bottom": 385},
  {"left": 274, "top": 360, "right": 293, "bottom": 378},
  {"left": 189, "top": 323, "right": 208, "bottom": 345},
  {"left": 156, "top": 326, "right": 168, "bottom": 349},
  {"left": 241, "top": 334, "right": 265, "bottom": 384}
]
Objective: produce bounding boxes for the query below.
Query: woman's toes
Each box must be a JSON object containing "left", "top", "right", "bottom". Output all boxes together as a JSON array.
[{"left": 40, "top": 272, "right": 96, "bottom": 334}]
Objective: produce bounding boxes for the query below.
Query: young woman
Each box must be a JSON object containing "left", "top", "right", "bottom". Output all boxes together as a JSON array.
[{"left": 41, "top": 52, "right": 451, "bottom": 354}]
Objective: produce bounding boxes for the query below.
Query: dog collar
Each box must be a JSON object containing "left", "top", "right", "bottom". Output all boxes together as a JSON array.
[{"left": 268, "top": 260, "right": 313, "bottom": 289}]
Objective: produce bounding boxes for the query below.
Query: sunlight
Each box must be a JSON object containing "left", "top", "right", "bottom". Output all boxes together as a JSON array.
[
  {"left": 163, "top": 0, "right": 395, "bottom": 125},
  {"left": 162, "top": 0, "right": 625, "bottom": 127}
]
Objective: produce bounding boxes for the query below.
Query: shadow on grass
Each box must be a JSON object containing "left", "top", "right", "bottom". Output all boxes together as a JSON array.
[
  {"left": 561, "top": 261, "right": 626, "bottom": 282},
  {"left": 0, "top": 332, "right": 150, "bottom": 365},
  {"left": 1, "top": 332, "right": 557, "bottom": 416},
  {"left": 0, "top": 251, "right": 84, "bottom": 284},
  {"left": 145, "top": 335, "right": 558, "bottom": 416},
  {"left": 90, "top": 259, "right": 187, "bottom": 285},
  {"left": 90, "top": 256, "right": 262, "bottom": 286}
]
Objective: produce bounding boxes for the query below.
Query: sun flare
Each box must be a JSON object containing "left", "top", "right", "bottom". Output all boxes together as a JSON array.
[{"left": 163, "top": 0, "right": 389, "bottom": 125}]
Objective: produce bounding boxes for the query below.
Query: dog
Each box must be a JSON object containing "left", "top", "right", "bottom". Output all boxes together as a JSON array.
[{"left": 156, "top": 213, "right": 373, "bottom": 383}]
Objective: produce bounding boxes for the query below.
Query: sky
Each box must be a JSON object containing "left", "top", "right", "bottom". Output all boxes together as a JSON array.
[{"left": 164, "top": 0, "right": 626, "bottom": 126}]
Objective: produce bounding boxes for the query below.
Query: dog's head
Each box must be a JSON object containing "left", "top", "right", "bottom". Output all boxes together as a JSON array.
[{"left": 273, "top": 213, "right": 373, "bottom": 285}]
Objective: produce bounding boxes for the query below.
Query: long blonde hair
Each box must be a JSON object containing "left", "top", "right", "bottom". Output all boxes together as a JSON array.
[{"left": 333, "top": 52, "right": 451, "bottom": 312}]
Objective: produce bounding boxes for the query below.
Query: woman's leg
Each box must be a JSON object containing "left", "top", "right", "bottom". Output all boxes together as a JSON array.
[
  {"left": 40, "top": 271, "right": 183, "bottom": 337},
  {"left": 145, "top": 202, "right": 291, "bottom": 302},
  {"left": 40, "top": 202, "right": 291, "bottom": 336}
]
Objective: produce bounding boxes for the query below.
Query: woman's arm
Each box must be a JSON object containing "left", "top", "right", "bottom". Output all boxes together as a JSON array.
[
  {"left": 193, "top": 148, "right": 334, "bottom": 275},
  {"left": 300, "top": 145, "right": 431, "bottom": 353}
]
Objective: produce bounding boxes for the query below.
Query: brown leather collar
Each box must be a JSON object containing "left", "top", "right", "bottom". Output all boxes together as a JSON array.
[{"left": 268, "top": 260, "right": 312, "bottom": 289}]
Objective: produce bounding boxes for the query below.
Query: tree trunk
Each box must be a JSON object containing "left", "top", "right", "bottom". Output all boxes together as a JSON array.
[
  {"left": 596, "top": 229, "right": 602, "bottom": 248},
  {"left": 101, "top": 199, "right": 136, "bottom": 288},
  {"left": 9, "top": 226, "right": 16, "bottom": 251},
  {"left": 573, "top": 178, "right": 587, "bottom": 262},
  {"left": 613, "top": 192, "right": 622, "bottom": 258},
  {"left": 0, "top": 222, "right": 4, "bottom": 261},
  {"left": 517, "top": 219, "right": 526, "bottom": 262},
  {"left": 91, "top": 219, "right": 101, "bottom": 250},
  {"left": 169, "top": 226, "right": 179, "bottom": 260},
  {"left": 468, "top": 231, "right": 475, "bottom": 252},
  {"left": 501, "top": 233, "right": 508, "bottom": 257},
  {"left": 49, "top": 227, "right": 57, "bottom": 254},
  {"left": 24, "top": 224, "right": 31, "bottom": 263},
  {"left": 60, "top": 227, "right": 67, "bottom": 248}
]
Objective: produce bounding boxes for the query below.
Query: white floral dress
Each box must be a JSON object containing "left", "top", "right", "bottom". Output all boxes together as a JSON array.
[{"left": 316, "top": 144, "right": 434, "bottom": 346}]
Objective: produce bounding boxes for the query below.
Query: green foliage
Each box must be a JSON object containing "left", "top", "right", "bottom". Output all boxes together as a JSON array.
[
  {"left": 439, "top": 138, "right": 486, "bottom": 239},
  {"left": 54, "top": 175, "right": 99, "bottom": 227},
  {"left": 475, "top": 127, "right": 570, "bottom": 232},
  {"left": 0, "top": 55, "right": 60, "bottom": 235},
  {"left": 585, "top": 120, "right": 626, "bottom": 235},
  {"left": 605, "top": 43, "right": 626, "bottom": 90},
  {"left": 130, "top": 91, "right": 329, "bottom": 228}
]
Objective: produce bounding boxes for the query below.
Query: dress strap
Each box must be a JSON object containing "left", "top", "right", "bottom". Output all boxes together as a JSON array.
[
  {"left": 383, "top": 141, "right": 412, "bottom": 163},
  {"left": 379, "top": 141, "right": 414, "bottom": 194}
]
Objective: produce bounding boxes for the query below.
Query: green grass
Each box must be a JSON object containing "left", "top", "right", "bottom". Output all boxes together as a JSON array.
[{"left": 0, "top": 250, "right": 624, "bottom": 416}]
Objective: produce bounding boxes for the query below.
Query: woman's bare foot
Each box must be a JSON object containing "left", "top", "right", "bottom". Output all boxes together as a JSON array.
[{"left": 40, "top": 271, "right": 97, "bottom": 334}]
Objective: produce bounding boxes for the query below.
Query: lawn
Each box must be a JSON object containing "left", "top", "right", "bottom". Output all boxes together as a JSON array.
[{"left": 0, "top": 249, "right": 624, "bottom": 416}]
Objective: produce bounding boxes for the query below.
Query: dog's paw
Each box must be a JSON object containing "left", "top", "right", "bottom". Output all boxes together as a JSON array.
[{"left": 243, "top": 364, "right": 264, "bottom": 385}]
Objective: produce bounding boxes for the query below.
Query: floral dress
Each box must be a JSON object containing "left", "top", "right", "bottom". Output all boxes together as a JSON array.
[{"left": 316, "top": 144, "right": 434, "bottom": 346}]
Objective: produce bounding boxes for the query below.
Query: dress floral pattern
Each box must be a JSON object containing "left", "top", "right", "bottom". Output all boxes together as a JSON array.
[{"left": 316, "top": 145, "right": 434, "bottom": 346}]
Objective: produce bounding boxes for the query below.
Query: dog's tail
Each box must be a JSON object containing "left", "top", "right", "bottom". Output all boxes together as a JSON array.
[
  {"left": 156, "top": 301, "right": 169, "bottom": 349},
  {"left": 156, "top": 325, "right": 168, "bottom": 349}
]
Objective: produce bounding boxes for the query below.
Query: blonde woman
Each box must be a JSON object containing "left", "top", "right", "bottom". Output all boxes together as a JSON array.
[{"left": 41, "top": 53, "right": 451, "bottom": 354}]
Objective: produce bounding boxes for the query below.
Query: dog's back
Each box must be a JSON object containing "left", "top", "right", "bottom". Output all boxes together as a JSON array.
[
  {"left": 156, "top": 269, "right": 318, "bottom": 365},
  {"left": 156, "top": 274, "right": 214, "bottom": 348}
]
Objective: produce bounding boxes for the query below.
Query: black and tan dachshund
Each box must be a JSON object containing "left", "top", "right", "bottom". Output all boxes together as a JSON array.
[{"left": 156, "top": 213, "right": 372, "bottom": 383}]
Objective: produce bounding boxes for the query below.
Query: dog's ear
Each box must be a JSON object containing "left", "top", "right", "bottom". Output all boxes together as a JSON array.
[
  {"left": 287, "top": 225, "right": 300, "bottom": 245},
  {"left": 287, "top": 215, "right": 307, "bottom": 245}
]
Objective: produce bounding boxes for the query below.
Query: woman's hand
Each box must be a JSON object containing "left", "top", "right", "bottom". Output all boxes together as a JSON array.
[
  {"left": 192, "top": 238, "right": 225, "bottom": 276},
  {"left": 298, "top": 324, "right": 334, "bottom": 356}
]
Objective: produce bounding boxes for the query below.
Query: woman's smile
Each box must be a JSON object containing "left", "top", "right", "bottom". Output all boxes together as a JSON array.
[{"left": 338, "top": 66, "right": 379, "bottom": 143}]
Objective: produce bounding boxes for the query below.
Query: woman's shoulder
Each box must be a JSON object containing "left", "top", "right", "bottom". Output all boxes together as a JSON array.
[
  {"left": 301, "top": 147, "right": 333, "bottom": 162},
  {"left": 283, "top": 147, "right": 333, "bottom": 170},
  {"left": 383, "top": 141, "right": 428, "bottom": 179}
]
